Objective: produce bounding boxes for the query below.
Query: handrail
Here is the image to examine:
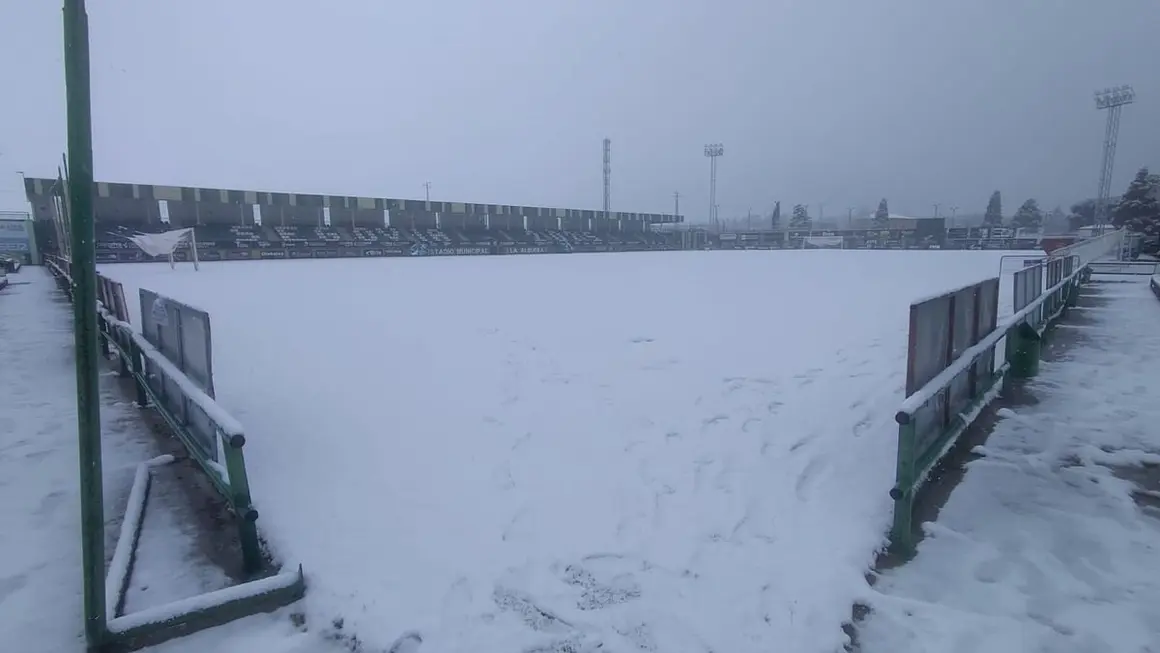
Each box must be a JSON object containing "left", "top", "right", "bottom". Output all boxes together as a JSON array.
[
  {"left": 896, "top": 263, "right": 1082, "bottom": 423},
  {"left": 887, "top": 232, "right": 1124, "bottom": 555},
  {"left": 95, "top": 306, "right": 262, "bottom": 573}
]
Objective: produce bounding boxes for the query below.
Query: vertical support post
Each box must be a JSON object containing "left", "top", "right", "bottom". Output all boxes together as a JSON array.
[
  {"left": 117, "top": 330, "right": 130, "bottom": 378},
  {"left": 190, "top": 228, "right": 200, "bottom": 271},
  {"left": 64, "top": 0, "right": 106, "bottom": 645},
  {"left": 889, "top": 418, "right": 917, "bottom": 555},
  {"left": 130, "top": 338, "right": 148, "bottom": 407},
  {"left": 222, "top": 437, "right": 263, "bottom": 575}
]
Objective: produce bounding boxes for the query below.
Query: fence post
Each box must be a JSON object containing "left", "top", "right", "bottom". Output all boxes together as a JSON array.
[
  {"left": 63, "top": 0, "right": 107, "bottom": 644},
  {"left": 889, "top": 418, "right": 917, "bottom": 554},
  {"left": 222, "top": 436, "right": 263, "bottom": 576},
  {"left": 117, "top": 329, "right": 130, "bottom": 378},
  {"left": 130, "top": 338, "right": 148, "bottom": 407},
  {"left": 1009, "top": 322, "right": 1041, "bottom": 378},
  {"left": 98, "top": 318, "right": 109, "bottom": 359}
]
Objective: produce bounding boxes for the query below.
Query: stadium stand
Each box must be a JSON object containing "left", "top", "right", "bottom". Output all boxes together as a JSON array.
[{"left": 27, "top": 177, "right": 1067, "bottom": 261}]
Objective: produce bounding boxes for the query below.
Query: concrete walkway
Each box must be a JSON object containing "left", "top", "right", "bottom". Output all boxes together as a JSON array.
[{"left": 859, "top": 277, "right": 1160, "bottom": 653}]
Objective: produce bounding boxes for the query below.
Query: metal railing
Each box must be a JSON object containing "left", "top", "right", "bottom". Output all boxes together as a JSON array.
[
  {"left": 46, "top": 256, "right": 263, "bottom": 572},
  {"left": 97, "top": 293, "right": 263, "bottom": 574},
  {"left": 888, "top": 231, "right": 1125, "bottom": 554}
]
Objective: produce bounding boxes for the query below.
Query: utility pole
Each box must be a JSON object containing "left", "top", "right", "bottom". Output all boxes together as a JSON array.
[
  {"left": 1093, "top": 85, "right": 1135, "bottom": 235},
  {"left": 423, "top": 181, "right": 431, "bottom": 203},
  {"left": 818, "top": 203, "right": 825, "bottom": 222},
  {"left": 949, "top": 206, "right": 959, "bottom": 227},
  {"left": 847, "top": 207, "right": 854, "bottom": 227},
  {"left": 64, "top": 0, "right": 107, "bottom": 645},
  {"left": 704, "top": 143, "right": 723, "bottom": 227},
  {"left": 674, "top": 191, "right": 680, "bottom": 222}
]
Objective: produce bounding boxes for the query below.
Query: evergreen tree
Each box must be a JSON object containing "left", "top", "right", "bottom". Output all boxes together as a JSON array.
[
  {"left": 1012, "top": 199, "right": 1044, "bottom": 230},
  {"left": 1068, "top": 198, "right": 1097, "bottom": 230},
  {"left": 770, "top": 201, "right": 781, "bottom": 229},
  {"left": 873, "top": 199, "right": 889, "bottom": 227},
  {"left": 1045, "top": 206, "right": 1066, "bottom": 232},
  {"left": 983, "top": 191, "right": 1003, "bottom": 226},
  {"left": 789, "top": 204, "right": 811, "bottom": 229},
  {"left": 1111, "top": 168, "right": 1160, "bottom": 241}
]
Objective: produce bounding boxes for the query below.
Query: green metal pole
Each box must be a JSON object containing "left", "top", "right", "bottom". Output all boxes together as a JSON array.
[
  {"left": 64, "top": 0, "right": 107, "bottom": 646},
  {"left": 223, "top": 440, "right": 263, "bottom": 576},
  {"left": 889, "top": 419, "right": 917, "bottom": 555}
]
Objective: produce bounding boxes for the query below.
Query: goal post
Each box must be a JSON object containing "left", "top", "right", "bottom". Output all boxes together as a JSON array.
[
  {"left": 803, "top": 235, "right": 845, "bottom": 249},
  {"left": 125, "top": 228, "right": 200, "bottom": 270}
]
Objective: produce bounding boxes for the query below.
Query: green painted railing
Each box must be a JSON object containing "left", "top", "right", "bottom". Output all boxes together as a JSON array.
[
  {"left": 44, "top": 256, "right": 264, "bottom": 573},
  {"left": 97, "top": 301, "right": 263, "bottom": 574},
  {"left": 889, "top": 231, "right": 1125, "bottom": 555}
]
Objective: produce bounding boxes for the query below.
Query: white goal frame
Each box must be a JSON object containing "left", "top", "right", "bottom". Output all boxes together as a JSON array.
[
  {"left": 126, "top": 228, "right": 200, "bottom": 270},
  {"left": 802, "top": 235, "right": 845, "bottom": 249}
]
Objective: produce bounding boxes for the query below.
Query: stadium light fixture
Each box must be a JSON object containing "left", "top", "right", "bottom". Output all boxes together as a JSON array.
[
  {"left": 1092, "top": 84, "right": 1135, "bottom": 234},
  {"left": 1094, "top": 85, "right": 1135, "bottom": 110}
]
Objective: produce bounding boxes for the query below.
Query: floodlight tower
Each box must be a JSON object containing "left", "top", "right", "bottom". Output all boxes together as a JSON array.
[
  {"left": 603, "top": 138, "right": 611, "bottom": 221},
  {"left": 704, "top": 143, "right": 723, "bottom": 227},
  {"left": 1093, "top": 85, "right": 1135, "bottom": 234}
]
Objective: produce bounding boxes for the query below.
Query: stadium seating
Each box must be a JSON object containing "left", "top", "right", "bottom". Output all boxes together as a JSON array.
[{"left": 85, "top": 217, "right": 682, "bottom": 263}]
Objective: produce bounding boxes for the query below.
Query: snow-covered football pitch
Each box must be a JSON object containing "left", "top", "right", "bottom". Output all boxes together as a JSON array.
[{"left": 103, "top": 249, "right": 1029, "bottom": 653}]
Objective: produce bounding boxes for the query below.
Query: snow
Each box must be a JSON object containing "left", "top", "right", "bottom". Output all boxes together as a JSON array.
[
  {"left": 101, "top": 250, "right": 1026, "bottom": 652},
  {"left": 860, "top": 278, "right": 1160, "bottom": 653},
  {"left": 107, "top": 568, "right": 302, "bottom": 634},
  {"left": 0, "top": 269, "right": 225, "bottom": 652},
  {"left": 106, "top": 455, "right": 177, "bottom": 621},
  {"left": 898, "top": 252, "right": 1110, "bottom": 420},
  {"left": 143, "top": 607, "right": 341, "bottom": 653},
  {"left": 127, "top": 329, "right": 244, "bottom": 438}
]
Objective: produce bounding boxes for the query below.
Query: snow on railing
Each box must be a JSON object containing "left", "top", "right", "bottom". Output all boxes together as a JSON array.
[
  {"left": 888, "top": 230, "right": 1124, "bottom": 555},
  {"left": 1051, "top": 228, "right": 1125, "bottom": 267},
  {"left": 97, "top": 298, "right": 261, "bottom": 575}
]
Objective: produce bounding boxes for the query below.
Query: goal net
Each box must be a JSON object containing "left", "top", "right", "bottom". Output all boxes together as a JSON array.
[
  {"left": 803, "top": 235, "right": 844, "bottom": 249},
  {"left": 126, "top": 228, "right": 200, "bottom": 270}
]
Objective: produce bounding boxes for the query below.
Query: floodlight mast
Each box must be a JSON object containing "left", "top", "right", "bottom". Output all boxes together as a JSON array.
[
  {"left": 602, "top": 138, "right": 611, "bottom": 221},
  {"left": 1093, "top": 85, "right": 1135, "bottom": 235},
  {"left": 704, "top": 144, "right": 723, "bottom": 229}
]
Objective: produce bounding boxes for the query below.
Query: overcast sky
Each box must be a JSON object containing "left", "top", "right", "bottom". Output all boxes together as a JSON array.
[{"left": 2, "top": 0, "right": 1158, "bottom": 220}]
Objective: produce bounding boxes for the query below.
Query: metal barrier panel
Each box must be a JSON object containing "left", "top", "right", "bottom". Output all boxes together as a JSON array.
[
  {"left": 903, "top": 277, "right": 1000, "bottom": 469},
  {"left": 110, "top": 282, "right": 129, "bottom": 324},
  {"left": 1013, "top": 263, "right": 1044, "bottom": 326},
  {"left": 906, "top": 295, "right": 953, "bottom": 396},
  {"left": 974, "top": 278, "right": 999, "bottom": 383},
  {"left": 139, "top": 287, "right": 219, "bottom": 462},
  {"left": 177, "top": 307, "right": 216, "bottom": 398}
]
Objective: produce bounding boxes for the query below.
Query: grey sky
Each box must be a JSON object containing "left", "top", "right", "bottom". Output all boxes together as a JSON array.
[{"left": 2, "top": 0, "right": 1158, "bottom": 220}]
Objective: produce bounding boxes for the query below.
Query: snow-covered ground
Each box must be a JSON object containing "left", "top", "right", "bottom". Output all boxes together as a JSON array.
[
  {"left": 101, "top": 250, "right": 1024, "bottom": 653},
  {"left": 0, "top": 269, "right": 229, "bottom": 653},
  {"left": 860, "top": 278, "right": 1160, "bottom": 653}
]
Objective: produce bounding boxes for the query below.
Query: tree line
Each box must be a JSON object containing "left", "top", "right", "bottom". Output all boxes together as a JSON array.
[{"left": 770, "top": 167, "right": 1158, "bottom": 247}]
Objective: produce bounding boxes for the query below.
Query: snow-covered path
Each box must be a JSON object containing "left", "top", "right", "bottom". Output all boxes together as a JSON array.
[
  {"left": 860, "top": 279, "right": 1160, "bottom": 653},
  {"left": 104, "top": 250, "right": 1023, "bottom": 653}
]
